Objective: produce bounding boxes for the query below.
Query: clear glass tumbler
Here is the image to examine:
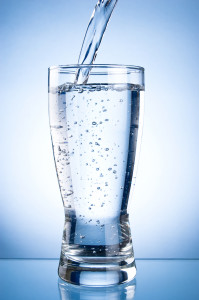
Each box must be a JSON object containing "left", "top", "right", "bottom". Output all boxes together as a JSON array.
[{"left": 48, "top": 64, "right": 144, "bottom": 286}]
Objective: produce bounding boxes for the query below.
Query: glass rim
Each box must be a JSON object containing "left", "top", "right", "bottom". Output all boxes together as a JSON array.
[{"left": 48, "top": 64, "right": 144, "bottom": 73}]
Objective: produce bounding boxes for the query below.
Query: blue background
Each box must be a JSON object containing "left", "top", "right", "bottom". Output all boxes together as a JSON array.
[{"left": 0, "top": 0, "right": 198, "bottom": 259}]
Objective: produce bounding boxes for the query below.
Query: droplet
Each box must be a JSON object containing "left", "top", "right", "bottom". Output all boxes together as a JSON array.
[
  {"left": 92, "top": 121, "right": 97, "bottom": 125},
  {"left": 105, "top": 148, "right": 109, "bottom": 151}
]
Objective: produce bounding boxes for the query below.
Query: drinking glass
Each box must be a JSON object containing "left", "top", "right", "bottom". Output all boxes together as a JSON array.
[{"left": 48, "top": 64, "right": 144, "bottom": 286}]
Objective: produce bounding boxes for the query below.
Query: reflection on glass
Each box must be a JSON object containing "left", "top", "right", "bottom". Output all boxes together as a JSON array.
[{"left": 58, "top": 277, "right": 136, "bottom": 300}]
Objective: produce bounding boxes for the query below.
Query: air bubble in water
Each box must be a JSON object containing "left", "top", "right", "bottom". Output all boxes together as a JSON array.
[
  {"left": 51, "top": 125, "right": 63, "bottom": 129},
  {"left": 65, "top": 190, "right": 73, "bottom": 196}
]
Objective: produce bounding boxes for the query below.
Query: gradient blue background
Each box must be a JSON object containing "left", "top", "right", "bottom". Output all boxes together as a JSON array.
[{"left": 0, "top": 0, "right": 198, "bottom": 259}]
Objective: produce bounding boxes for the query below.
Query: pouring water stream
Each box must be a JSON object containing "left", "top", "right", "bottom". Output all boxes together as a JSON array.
[{"left": 75, "top": 0, "right": 118, "bottom": 84}]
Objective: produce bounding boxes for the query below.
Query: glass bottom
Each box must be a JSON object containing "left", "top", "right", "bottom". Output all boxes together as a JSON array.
[{"left": 58, "top": 255, "right": 136, "bottom": 286}]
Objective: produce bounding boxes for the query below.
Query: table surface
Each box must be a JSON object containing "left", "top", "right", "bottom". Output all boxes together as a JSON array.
[{"left": 0, "top": 259, "right": 198, "bottom": 300}]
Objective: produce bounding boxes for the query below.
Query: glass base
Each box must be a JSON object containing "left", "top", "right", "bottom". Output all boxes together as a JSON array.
[{"left": 58, "top": 256, "right": 136, "bottom": 286}]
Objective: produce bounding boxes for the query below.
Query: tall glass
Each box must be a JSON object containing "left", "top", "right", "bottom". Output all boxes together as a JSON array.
[{"left": 48, "top": 65, "right": 144, "bottom": 286}]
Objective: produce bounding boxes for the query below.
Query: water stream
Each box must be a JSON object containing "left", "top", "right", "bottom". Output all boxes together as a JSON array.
[{"left": 75, "top": 0, "right": 118, "bottom": 84}]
